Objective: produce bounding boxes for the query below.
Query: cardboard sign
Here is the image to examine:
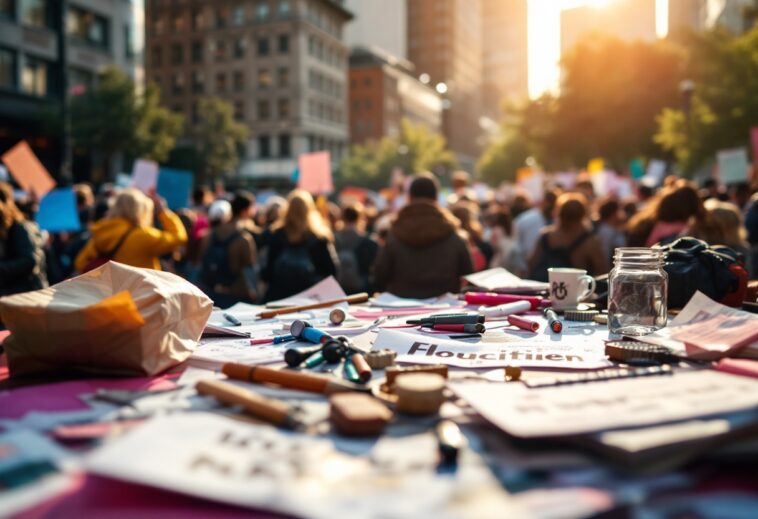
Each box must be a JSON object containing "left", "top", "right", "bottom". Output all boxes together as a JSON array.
[
  {"left": 1, "top": 141, "right": 56, "bottom": 198},
  {"left": 644, "top": 159, "right": 666, "bottom": 187},
  {"left": 297, "top": 151, "right": 333, "bottom": 194},
  {"left": 131, "top": 159, "right": 159, "bottom": 192},
  {"left": 35, "top": 188, "right": 81, "bottom": 233},
  {"left": 587, "top": 158, "right": 604, "bottom": 174},
  {"left": 717, "top": 147, "right": 749, "bottom": 185},
  {"left": 156, "top": 168, "right": 193, "bottom": 210}
]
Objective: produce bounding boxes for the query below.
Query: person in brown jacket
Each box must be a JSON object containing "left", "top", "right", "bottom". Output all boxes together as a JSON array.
[{"left": 374, "top": 173, "right": 473, "bottom": 298}]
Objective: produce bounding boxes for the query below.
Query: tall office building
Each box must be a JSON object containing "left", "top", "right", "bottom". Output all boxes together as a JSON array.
[
  {"left": 343, "top": 0, "right": 407, "bottom": 59},
  {"left": 560, "top": 0, "right": 657, "bottom": 58},
  {"left": 0, "top": 0, "right": 142, "bottom": 180},
  {"left": 349, "top": 46, "right": 442, "bottom": 145},
  {"left": 145, "top": 0, "right": 352, "bottom": 183},
  {"left": 705, "top": 0, "right": 754, "bottom": 33},
  {"left": 480, "top": 0, "right": 528, "bottom": 118},
  {"left": 407, "top": 0, "right": 484, "bottom": 171}
]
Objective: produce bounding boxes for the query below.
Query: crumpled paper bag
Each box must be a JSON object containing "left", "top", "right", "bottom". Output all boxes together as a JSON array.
[{"left": 0, "top": 261, "right": 213, "bottom": 377}]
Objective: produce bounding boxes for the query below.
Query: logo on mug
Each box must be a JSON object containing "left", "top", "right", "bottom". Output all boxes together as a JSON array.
[{"left": 552, "top": 281, "right": 567, "bottom": 301}]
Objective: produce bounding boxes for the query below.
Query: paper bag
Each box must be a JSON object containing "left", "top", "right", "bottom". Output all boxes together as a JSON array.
[{"left": 0, "top": 262, "right": 213, "bottom": 377}]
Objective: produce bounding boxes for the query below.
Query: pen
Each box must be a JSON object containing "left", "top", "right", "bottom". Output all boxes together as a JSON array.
[
  {"left": 223, "top": 313, "right": 242, "bottom": 326},
  {"left": 431, "top": 323, "right": 485, "bottom": 333},
  {"left": 250, "top": 334, "right": 296, "bottom": 346},
  {"left": 543, "top": 308, "right": 562, "bottom": 333},
  {"left": 477, "top": 300, "right": 531, "bottom": 318},
  {"left": 463, "top": 293, "right": 547, "bottom": 310},
  {"left": 506, "top": 314, "right": 539, "bottom": 332}
]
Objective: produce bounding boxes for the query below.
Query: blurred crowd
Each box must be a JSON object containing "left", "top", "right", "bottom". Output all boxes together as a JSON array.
[{"left": 1, "top": 170, "right": 756, "bottom": 307}]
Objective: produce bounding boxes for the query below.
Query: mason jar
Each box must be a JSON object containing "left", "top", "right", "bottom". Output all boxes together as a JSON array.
[{"left": 608, "top": 248, "right": 668, "bottom": 336}]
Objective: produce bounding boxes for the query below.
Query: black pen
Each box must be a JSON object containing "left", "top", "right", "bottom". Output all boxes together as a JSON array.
[{"left": 223, "top": 313, "right": 242, "bottom": 326}]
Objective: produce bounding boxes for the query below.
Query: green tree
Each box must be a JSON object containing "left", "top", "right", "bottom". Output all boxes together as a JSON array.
[
  {"left": 477, "top": 132, "right": 531, "bottom": 185},
  {"left": 70, "top": 67, "right": 183, "bottom": 176},
  {"left": 340, "top": 118, "right": 457, "bottom": 190},
  {"left": 193, "top": 97, "right": 249, "bottom": 182},
  {"left": 655, "top": 27, "right": 758, "bottom": 173}
]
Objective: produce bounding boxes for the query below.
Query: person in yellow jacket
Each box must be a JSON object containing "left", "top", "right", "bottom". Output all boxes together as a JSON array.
[{"left": 75, "top": 188, "right": 188, "bottom": 272}]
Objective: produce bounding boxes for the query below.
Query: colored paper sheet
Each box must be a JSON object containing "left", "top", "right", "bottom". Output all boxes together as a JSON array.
[
  {"left": 516, "top": 167, "right": 533, "bottom": 183},
  {"left": 297, "top": 151, "right": 332, "bottom": 194},
  {"left": 717, "top": 147, "right": 749, "bottom": 185},
  {"left": 630, "top": 158, "right": 645, "bottom": 179},
  {"left": 131, "top": 159, "right": 159, "bottom": 192},
  {"left": 644, "top": 159, "right": 666, "bottom": 187},
  {"left": 35, "top": 188, "right": 81, "bottom": 233},
  {"left": 156, "top": 168, "right": 193, "bottom": 210},
  {"left": 1, "top": 141, "right": 56, "bottom": 198},
  {"left": 587, "top": 158, "right": 604, "bottom": 175},
  {"left": 518, "top": 170, "right": 544, "bottom": 202},
  {"left": 115, "top": 173, "right": 132, "bottom": 188}
]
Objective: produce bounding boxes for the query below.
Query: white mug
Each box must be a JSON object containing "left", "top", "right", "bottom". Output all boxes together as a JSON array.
[{"left": 548, "top": 268, "right": 596, "bottom": 311}]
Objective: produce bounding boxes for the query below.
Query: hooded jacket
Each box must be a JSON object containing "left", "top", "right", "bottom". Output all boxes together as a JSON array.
[
  {"left": 74, "top": 210, "right": 187, "bottom": 272},
  {"left": 374, "top": 200, "right": 473, "bottom": 298}
]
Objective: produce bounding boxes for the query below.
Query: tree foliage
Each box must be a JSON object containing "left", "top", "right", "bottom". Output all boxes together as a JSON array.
[
  {"left": 70, "top": 67, "right": 183, "bottom": 172},
  {"left": 339, "top": 119, "right": 457, "bottom": 190},
  {"left": 655, "top": 27, "right": 758, "bottom": 173},
  {"left": 192, "top": 97, "right": 250, "bottom": 182}
]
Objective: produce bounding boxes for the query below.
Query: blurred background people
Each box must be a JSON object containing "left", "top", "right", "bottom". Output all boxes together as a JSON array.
[{"left": 335, "top": 202, "right": 378, "bottom": 294}]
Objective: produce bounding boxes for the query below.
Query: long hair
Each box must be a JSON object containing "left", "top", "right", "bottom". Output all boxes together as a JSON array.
[
  {"left": 107, "top": 188, "right": 154, "bottom": 228},
  {"left": 273, "top": 189, "right": 333, "bottom": 243},
  {"left": 0, "top": 182, "right": 24, "bottom": 239}
]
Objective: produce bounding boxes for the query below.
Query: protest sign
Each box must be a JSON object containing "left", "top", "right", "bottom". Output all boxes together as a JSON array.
[
  {"left": 630, "top": 158, "right": 645, "bottom": 179},
  {"left": 587, "top": 158, "right": 604, "bottom": 174},
  {"left": 372, "top": 329, "right": 610, "bottom": 370},
  {"left": 517, "top": 169, "right": 544, "bottom": 202},
  {"left": 115, "top": 173, "right": 132, "bottom": 188},
  {"left": 131, "top": 159, "right": 159, "bottom": 192},
  {"left": 1, "top": 141, "right": 56, "bottom": 198},
  {"left": 717, "top": 147, "right": 749, "bottom": 185},
  {"left": 644, "top": 159, "right": 666, "bottom": 187},
  {"left": 297, "top": 151, "right": 333, "bottom": 194},
  {"left": 35, "top": 188, "right": 81, "bottom": 233},
  {"left": 156, "top": 168, "right": 193, "bottom": 210}
]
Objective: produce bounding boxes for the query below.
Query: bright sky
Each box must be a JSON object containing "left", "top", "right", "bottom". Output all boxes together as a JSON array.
[{"left": 528, "top": 0, "right": 669, "bottom": 97}]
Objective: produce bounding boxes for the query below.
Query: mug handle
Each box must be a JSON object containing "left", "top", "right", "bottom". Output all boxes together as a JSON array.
[{"left": 578, "top": 275, "right": 596, "bottom": 301}]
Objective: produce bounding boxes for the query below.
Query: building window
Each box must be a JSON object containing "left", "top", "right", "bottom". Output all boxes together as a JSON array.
[
  {"left": 278, "top": 0, "right": 290, "bottom": 17},
  {"left": 1, "top": 0, "right": 14, "bottom": 21},
  {"left": 234, "top": 37, "right": 245, "bottom": 59},
  {"left": 256, "top": 2, "right": 269, "bottom": 21},
  {"left": 192, "top": 102, "right": 200, "bottom": 124},
  {"left": 257, "top": 100, "right": 270, "bottom": 120},
  {"left": 124, "top": 24, "right": 136, "bottom": 59},
  {"left": 191, "top": 41, "right": 203, "bottom": 63},
  {"left": 171, "top": 73, "right": 184, "bottom": 95},
  {"left": 215, "top": 39, "right": 226, "bottom": 61},
  {"left": 0, "top": 47, "right": 17, "bottom": 90},
  {"left": 277, "top": 98, "right": 289, "bottom": 118},
  {"left": 257, "top": 37, "right": 269, "bottom": 56},
  {"left": 257, "top": 68, "right": 271, "bottom": 88},
  {"left": 171, "top": 12, "right": 185, "bottom": 32},
  {"left": 258, "top": 136, "right": 271, "bottom": 158},
  {"left": 21, "top": 55, "right": 48, "bottom": 97},
  {"left": 233, "top": 5, "right": 245, "bottom": 26},
  {"left": 171, "top": 43, "right": 183, "bottom": 65},
  {"left": 308, "top": 36, "right": 315, "bottom": 56},
  {"left": 278, "top": 34, "right": 289, "bottom": 53},
  {"left": 153, "top": 18, "right": 165, "bottom": 35},
  {"left": 278, "top": 134, "right": 291, "bottom": 157},
  {"left": 277, "top": 66, "right": 288, "bottom": 87},
  {"left": 69, "top": 66, "right": 94, "bottom": 94},
  {"left": 215, "top": 8, "right": 226, "bottom": 28},
  {"left": 21, "top": 0, "right": 48, "bottom": 28},
  {"left": 233, "top": 70, "right": 244, "bottom": 91},
  {"left": 215, "top": 72, "right": 226, "bottom": 93},
  {"left": 192, "top": 9, "right": 203, "bottom": 30},
  {"left": 151, "top": 46, "right": 162, "bottom": 67},
  {"left": 192, "top": 71, "right": 204, "bottom": 94},
  {"left": 234, "top": 101, "right": 244, "bottom": 121},
  {"left": 67, "top": 6, "right": 109, "bottom": 50}
]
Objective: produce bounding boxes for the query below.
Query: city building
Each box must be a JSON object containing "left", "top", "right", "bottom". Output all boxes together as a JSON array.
[
  {"left": 705, "top": 0, "right": 754, "bottom": 33},
  {"left": 343, "top": 0, "right": 407, "bottom": 60},
  {"left": 668, "top": 0, "right": 707, "bottom": 35},
  {"left": 144, "top": 0, "right": 352, "bottom": 184},
  {"left": 560, "top": 0, "right": 657, "bottom": 58},
  {"left": 480, "top": 0, "right": 528, "bottom": 118},
  {"left": 0, "top": 0, "right": 142, "bottom": 181},
  {"left": 407, "top": 0, "right": 484, "bottom": 171},
  {"left": 348, "top": 46, "right": 442, "bottom": 145}
]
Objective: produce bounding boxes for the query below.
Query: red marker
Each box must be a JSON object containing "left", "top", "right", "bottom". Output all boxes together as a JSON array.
[
  {"left": 463, "top": 292, "right": 547, "bottom": 310},
  {"left": 507, "top": 315, "right": 540, "bottom": 332}
]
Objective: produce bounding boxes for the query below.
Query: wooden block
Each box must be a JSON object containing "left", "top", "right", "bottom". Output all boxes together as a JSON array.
[
  {"left": 394, "top": 373, "right": 445, "bottom": 416},
  {"left": 385, "top": 364, "right": 448, "bottom": 386},
  {"left": 329, "top": 393, "right": 393, "bottom": 437}
]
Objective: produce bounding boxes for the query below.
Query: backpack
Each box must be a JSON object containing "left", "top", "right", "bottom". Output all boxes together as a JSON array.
[
  {"left": 272, "top": 237, "right": 318, "bottom": 292},
  {"left": 81, "top": 227, "right": 135, "bottom": 274},
  {"left": 200, "top": 231, "right": 240, "bottom": 289},
  {"left": 528, "top": 231, "right": 591, "bottom": 282},
  {"left": 336, "top": 235, "right": 365, "bottom": 293}
]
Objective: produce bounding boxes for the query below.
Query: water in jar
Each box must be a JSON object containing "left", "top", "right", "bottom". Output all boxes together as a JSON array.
[{"left": 608, "top": 249, "right": 667, "bottom": 336}]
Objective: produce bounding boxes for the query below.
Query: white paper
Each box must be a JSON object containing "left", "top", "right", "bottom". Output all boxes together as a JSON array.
[
  {"left": 464, "top": 268, "right": 549, "bottom": 292},
  {"left": 372, "top": 329, "right": 611, "bottom": 370},
  {"left": 451, "top": 370, "right": 758, "bottom": 438},
  {"left": 267, "top": 276, "right": 347, "bottom": 308},
  {"left": 370, "top": 292, "right": 459, "bottom": 309},
  {"left": 86, "top": 413, "right": 524, "bottom": 519},
  {"left": 189, "top": 339, "right": 287, "bottom": 369},
  {"left": 643, "top": 159, "right": 667, "bottom": 187},
  {"left": 130, "top": 159, "right": 159, "bottom": 192}
]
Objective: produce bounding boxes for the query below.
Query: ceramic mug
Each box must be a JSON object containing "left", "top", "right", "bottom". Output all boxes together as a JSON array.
[{"left": 548, "top": 268, "right": 596, "bottom": 311}]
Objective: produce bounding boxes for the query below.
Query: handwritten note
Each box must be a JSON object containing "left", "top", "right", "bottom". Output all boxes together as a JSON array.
[{"left": 1, "top": 141, "right": 56, "bottom": 198}]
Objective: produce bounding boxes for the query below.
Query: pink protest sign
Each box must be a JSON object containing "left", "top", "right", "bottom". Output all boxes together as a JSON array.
[{"left": 297, "top": 151, "right": 333, "bottom": 194}]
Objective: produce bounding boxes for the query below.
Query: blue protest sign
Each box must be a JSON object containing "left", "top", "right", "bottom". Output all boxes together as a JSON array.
[
  {"left": 157, "top": 168, "right": 193, "bottom": 210},
  {"left": 35, "top": 188, "right": 81, "bottom": 233}
]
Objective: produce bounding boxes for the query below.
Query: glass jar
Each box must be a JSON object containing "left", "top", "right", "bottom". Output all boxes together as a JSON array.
[{"left": 608, "top": 248, "right": 668, "bottom": 336}]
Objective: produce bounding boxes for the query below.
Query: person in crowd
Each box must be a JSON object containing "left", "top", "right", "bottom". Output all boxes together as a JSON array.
[
  {"left": 486, "top": 207, "right": 526, "bottom": 275},
  {"left": 594, "top": 197, "right": 626, "bottom": 262},
  {"left": 261, "top": 189, "right": 338, "bottom": 302},
  {"left": 198, "top": 192, "right": 258, "bottom": 307},
  {"left": 514, "top": 189, "right": 560, "bottom": 262},
  {"left": 0, "top": 182, "right": 48, "bottom": 296},
  {"left": 374, "top": 173, "right": 473, "bottom": 298},
  {"left": 334, "top": 202, "right": 379, "bottom": 294},
  {"left": 451, "top": 201, "right": 493, "bottom": 271},
  {"left": 74, "top": 188, "right": 187, "bottom": 272},
  {"left": 702, "top": 199, "right": 752, "bottom": 274},
  {"left": 509, "top": 193, "right": 532, "bottom": 219},
  {"left": 528, "top": 193, "right": 607, "bottom": 281}
]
